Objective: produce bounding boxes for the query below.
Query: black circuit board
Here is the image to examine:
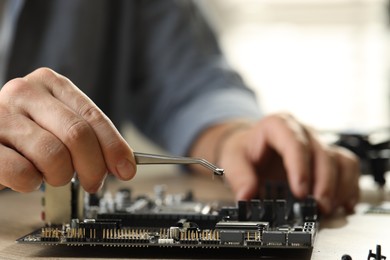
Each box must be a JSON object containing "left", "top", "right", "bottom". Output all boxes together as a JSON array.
[
  {"left": 18, "top": 221, "right": 316, "bottom": 248},
  {"left": 17, "top": 185, "right": 318, "bottom": 258}
]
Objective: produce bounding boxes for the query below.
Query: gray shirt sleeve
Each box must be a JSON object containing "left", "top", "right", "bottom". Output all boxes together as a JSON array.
[{"left": 129, "top": 1, "right": 262, "bottom": 155}]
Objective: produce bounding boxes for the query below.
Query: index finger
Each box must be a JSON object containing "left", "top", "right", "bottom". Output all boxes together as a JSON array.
[
  {"left": 27, "top": 68, "right": 136, "bottom": 182},
  {"left": 260, "top": 114, "right": 311, "bottom": 198}
]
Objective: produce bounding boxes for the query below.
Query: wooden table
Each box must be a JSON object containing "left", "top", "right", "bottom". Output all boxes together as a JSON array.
[{"left": 1, "top": 167, "right": 389, "bottom": 260}]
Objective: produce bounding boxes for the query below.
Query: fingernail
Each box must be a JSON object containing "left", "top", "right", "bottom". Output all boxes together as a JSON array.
[
  {"left": 320, "top": 197, "right": 332, "bottom": 214},
  {"left": 116, "top": 159, "right": 136, "bottom": 180},
  {"left": 299, "top": 180, "right": 309, "bottom": 196},
  {"left": 235, "top": 190, "right": 246, "bottom": 201},
  {"left": 295, "top": 179, "right": 308, "bottom": 198},
  {"left": 96, "top": 173, "right": 107, "bottom": 192},
  {"left": 235, "top": 188, "right": 253, "bottom": 201},
  {"left": 34, "top": 180, "right": 43, "bottom": 191}
]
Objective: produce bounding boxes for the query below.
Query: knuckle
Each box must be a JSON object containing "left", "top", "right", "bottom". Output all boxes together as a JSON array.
[
  {"left": 34, "top": 136, "right": 73, "bottom": 186},
  {"left": 278, "top": 112, "right": 294, "bottom": 120},
  {"left": 1, "top": 78, "right": 31, "bottom": 97},
  {"left": 343, "top": 150, "right": 359, "bottom": 167},
  {"left": 334, "top": 145, "right": 356, "bottom": 159},
  {"left": 106, "top": 138, "right": 127, "bottom": 152},
  {"left": 296, "top": 136, "right": 310, "bottom": 149},
  {"left": 79, "top": 104, "right": 106, "bottom": 127},
  {"left": 263, "top": 114, "right": 281, "bottom": 125},
  {"left": 11, "top": 161, "right": 42, "bottom": 193},
  {"left": 64, "top": 119, "right": 91, "bottom": 144},
  {"left": 266, "top": 112, "right": 296, "bottom": 125},
  {"left": 32, "top": 67, "right": 57, "bottom": 80},
  {"left": 323, "top": 146, "right": 336, "bottom": 162},
  {"left": 30, "top": 67, "right": 69, "bottom": 93},
  {"left": 269, "top": 113, "right": 310, "bottom": 147},
  {"left": 30, "top": 135, "right": 73, "bottom": 187},
  {"left": 334, "top": 146, "right": 360, "bottom": 174}
]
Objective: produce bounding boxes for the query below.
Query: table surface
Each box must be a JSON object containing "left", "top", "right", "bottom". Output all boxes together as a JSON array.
[{"left": 1, "top": 168, "right": 389, "bottom": 260}]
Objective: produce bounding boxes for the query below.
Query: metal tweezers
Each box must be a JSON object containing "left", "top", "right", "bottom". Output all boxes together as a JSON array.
[{"left": 134, "top": 152, "right": 224, "bottom": 176}]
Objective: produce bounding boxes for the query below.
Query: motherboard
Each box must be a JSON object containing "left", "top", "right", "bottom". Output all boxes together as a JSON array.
[{"left": 17, "top": 182, "right": 318, "bottom": 259}]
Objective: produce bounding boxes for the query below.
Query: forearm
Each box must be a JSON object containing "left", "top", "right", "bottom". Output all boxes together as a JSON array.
[{"left": 132, "top": 1, "right": 261, "bottom": 156}]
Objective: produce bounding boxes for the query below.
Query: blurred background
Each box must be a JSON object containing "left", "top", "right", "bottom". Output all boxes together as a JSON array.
[
  {"left": 201, "top": 0, "right": 390, "bottom": 132},
  {"left": 129, "top": 0, "right": 390, "bottom": 155}
]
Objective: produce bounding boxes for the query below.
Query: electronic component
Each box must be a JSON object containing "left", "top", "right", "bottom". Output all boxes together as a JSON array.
[
  {"left": 334, "top": 131, "right": 390, "bottom": 187},
  {"left": 17, "top": 184, "right": 318, "bottom": 258}
]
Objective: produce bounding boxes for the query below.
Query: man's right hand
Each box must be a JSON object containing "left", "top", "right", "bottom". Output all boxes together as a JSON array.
[{"left": 0, "top": 68, "right": 137, "bottom": 193}]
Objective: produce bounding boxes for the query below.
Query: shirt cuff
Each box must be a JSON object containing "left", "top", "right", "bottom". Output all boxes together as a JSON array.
[{"left": 161, "top": 87, "right": 262, "bottom": 155}]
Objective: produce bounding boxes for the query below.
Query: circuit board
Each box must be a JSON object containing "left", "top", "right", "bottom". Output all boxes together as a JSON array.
[{"left": 17, "top": 184, "right": 318, "bottom": 259}]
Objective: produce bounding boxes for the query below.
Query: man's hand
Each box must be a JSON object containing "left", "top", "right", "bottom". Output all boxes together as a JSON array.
[
  {"left": 190, "top": 113, "right": 360, "bottom": 215},
  {"left": 0, "top": 68, "right": 136, "bottom": 193}
]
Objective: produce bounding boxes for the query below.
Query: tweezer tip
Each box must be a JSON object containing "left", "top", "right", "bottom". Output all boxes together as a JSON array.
[{"left": 214, "top": 168, "right": 224, "bottom": 176}]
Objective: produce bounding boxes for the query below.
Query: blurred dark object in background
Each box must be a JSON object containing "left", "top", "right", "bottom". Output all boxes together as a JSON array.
[{"left": 335, "top": 132, "right": 390, "bottom": 187}]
